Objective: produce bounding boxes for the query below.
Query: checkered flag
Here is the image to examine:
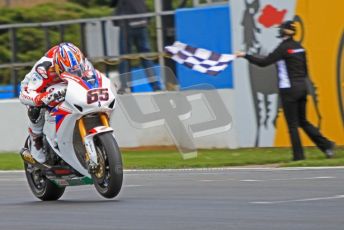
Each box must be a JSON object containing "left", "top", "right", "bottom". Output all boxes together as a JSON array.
[{"left": 165, "top": 41, "right": 235, "bottom": 76}]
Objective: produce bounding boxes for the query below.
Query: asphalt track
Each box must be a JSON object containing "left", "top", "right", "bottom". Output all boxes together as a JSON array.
[{"left": 1, "top": 167, "right": 344, "bottom": 230}]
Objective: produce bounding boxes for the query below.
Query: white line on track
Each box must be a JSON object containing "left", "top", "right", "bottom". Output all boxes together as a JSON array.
[
  {"left": 250, "top": 195, "right": 344, "bottom": 204},
  {"left": 199, "top": 176, "right": 336, "bottom": 183},
  {"left": 2, "top": 167, "right": 344, "bottom": 174},
  {"left": 240, "top": 176, "right": 336, "bottom": 182},
  {"left": 0, "top": 170, "right": 24, "bottom": 173},
  {"left": 269, "top": 176, "right": 336, "bottom": 181},
  {"left": 199, "top": 179, "right": 230, "bottom": 182},
  {"left": 123, "top": 166, "right": 344, "bottom": 172},
  {"left": 67, "top": 184, "right": 143, "bottom": 192},
  {"left": 124, "top": 185, "right": 144, "bottom": 188},
  {"left": 0, "top": 178, "right": 26, "bottom": 182}
]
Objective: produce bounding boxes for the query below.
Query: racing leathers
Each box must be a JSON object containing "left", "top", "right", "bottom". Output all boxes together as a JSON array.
[{"left": 19, "top": 47, "right": 62, "bottom": 163}]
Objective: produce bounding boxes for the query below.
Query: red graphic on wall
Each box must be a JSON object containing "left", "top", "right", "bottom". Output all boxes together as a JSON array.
[{"left": 258, "top": 5, "right": 287, "bottom": 28}]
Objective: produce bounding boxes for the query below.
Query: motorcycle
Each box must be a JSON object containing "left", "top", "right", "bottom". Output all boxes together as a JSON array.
[{"left": 20, "top": 70, "right": 123, "bottom": 201}]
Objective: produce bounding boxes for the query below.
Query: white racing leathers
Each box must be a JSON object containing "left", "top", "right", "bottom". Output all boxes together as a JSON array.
[{"left": 20, "top": 55, "right": 62, "bottom": 163}]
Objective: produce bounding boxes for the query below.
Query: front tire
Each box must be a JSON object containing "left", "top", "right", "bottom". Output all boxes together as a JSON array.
[{"left": 92, "top": 133, "right": 123, "bottom": 199}]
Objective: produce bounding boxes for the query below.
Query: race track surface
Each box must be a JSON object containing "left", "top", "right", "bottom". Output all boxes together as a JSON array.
[{"left": 1, "top": 167, "right": 344, "bottom": 230}]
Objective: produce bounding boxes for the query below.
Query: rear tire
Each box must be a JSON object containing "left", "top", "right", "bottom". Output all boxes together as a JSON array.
[
  {"left": 92, "top": 133, "right": 123, "bottom": 199},
  {"left": 23, "top": 137, "right": 65, "bottom": 201},
  {"left": 24, "top": 163, "right": 65, "bottom": 201}
]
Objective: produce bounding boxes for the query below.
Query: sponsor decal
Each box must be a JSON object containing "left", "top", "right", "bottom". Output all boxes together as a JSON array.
[{"left": 287, "top": 48, "right": 305, "bottom": 54}]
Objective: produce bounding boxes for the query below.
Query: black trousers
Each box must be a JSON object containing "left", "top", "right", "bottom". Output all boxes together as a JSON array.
[{"left": 280, "top": 87, "right": 332, "bottom": 160}]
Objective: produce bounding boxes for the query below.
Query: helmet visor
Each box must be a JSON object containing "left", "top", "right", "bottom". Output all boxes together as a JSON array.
[{"left": 66, "top": 64, "right": 85, "bottom": 78}]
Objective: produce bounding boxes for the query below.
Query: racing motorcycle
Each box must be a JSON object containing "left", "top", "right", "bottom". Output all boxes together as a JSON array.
[{"left": 20, "top": 70, "right": 123, "bottom": 201}]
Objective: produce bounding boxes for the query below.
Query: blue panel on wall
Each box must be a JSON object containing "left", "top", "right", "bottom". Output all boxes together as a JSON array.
[
  {"left": 0, "top": 85, "right": 19, "bottom": 99},
  {"left": 130, "top": 66, "right": 162, "bottom": 93},
  {"left": 175, "top": 5, "right": 233, "bottom": 89}
]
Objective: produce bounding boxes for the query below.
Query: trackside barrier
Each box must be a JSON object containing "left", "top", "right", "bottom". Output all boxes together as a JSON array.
[{"left": 0, "top": 90, "right": 238, "bottom": 152}]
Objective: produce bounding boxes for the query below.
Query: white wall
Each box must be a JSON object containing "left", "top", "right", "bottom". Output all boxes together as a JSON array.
[
  {"left": 0, "top": 99, "right": 28, "bottom": 152},
  {"left": 0, "top": 89, "right": 238, "bottom": 152}
]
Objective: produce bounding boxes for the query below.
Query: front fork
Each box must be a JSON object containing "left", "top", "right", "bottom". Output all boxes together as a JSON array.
[{"left": 77, "top": 113, "right": 112, "bottom": 171}]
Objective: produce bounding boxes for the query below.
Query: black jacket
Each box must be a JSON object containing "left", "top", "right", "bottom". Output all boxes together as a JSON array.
[
  {"left": 245, "top": 38, "right": 309, "bottom": 89},
  {"left": 111, "top": 0, "right": 148, "bottom": 28}
]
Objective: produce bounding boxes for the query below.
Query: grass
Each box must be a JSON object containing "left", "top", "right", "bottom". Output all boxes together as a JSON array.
[
  {"left": 1, "top": 146, "right": 343, "bottom": 170},
  {"left": 0, "top": 153, "right": 24, "bottom": 170}
]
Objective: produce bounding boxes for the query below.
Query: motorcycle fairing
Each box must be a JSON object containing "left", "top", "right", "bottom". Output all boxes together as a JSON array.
[
  {"left": 84, "top": 126, "right": 114, "bottom": 165},
  {"left": 43, "top": 72, "right": 117, "bottom": 177}
]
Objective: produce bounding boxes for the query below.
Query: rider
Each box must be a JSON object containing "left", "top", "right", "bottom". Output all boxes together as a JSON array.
[{"left": 19, "top": 42, "right": 92, "bottom": 163}]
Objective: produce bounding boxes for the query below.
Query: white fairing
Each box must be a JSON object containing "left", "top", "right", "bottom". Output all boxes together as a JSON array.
[{"left": 43, "top": 72, "right": 117, "bottom": 176}]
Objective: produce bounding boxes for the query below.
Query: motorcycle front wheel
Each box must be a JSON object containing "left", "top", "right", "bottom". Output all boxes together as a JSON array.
[{"left": 92, "top": 132, "right": 123, "bottom": 199}]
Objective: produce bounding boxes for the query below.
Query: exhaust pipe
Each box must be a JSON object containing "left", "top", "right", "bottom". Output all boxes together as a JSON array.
[
  {"left": 20, "top": 148, "right": 37, "bottom": 165},
  {"left": 19, "top": 148, "right": 51, "bottom": 170}
]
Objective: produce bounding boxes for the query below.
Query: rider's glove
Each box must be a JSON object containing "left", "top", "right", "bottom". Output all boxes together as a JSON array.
[
  {"left": 34, "top": 89, "right": 66, "bottom": 107},
  {"left": 46, "top": 88, "right": 66, "bottom": 107},
  {"left": 34, "top": 92, "right": 49, "bottom": 106},
  {"left": 51, "top": 88, "right": 66, "bottom": 103}
]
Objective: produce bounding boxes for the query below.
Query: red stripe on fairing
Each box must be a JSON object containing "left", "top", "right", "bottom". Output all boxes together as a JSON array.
[
  {"left": 52, "top": 108, "right": 71, "bottom": 132},
  {"left": 52, "top": 108, "right": 71, "bottom": 116},
  {"left": 89, "top": 128, "right": 97, "bottom": 134},
  {"left": 56, "top": 117, "right": 64, "bottom": 132},
  {"left": 61, "top": 72, "right": 89, "bottom": 90},
  {"left": 96, "top": 70, "right": 103, "bottom": 88}
]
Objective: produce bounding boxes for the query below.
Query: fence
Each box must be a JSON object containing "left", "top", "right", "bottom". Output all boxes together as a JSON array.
[
  {"left": 0, "top": 0, "right": 228, "bottom": 97},
  {"left": 0, "top": 10, "right": 173, "bottom": 97}
]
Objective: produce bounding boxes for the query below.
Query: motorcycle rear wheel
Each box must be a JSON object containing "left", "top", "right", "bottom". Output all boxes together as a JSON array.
[
  {"left": 24, "top": 137, "right": 65, "bottom": 201},
  {"left": 92, "top": 133, "right": 123, "bottom": 199},
  {"left": 24, "top": 163, "right": 65, "bottom": 201}
]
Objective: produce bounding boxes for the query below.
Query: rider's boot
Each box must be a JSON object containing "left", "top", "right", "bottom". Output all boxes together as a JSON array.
[
  {"left": 29, "top": 131, "right": 46, "bottom": 164},
  {"left": 27, "top": 107, "right": 46, "bottom": 164}
]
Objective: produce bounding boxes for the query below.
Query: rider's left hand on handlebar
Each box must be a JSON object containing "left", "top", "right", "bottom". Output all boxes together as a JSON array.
[
  {"left": 42, "top": 88, "right": 66, "bottom": 106},
  {"left": 52, "top": 88, "right": 66, "bottom": 102}
]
